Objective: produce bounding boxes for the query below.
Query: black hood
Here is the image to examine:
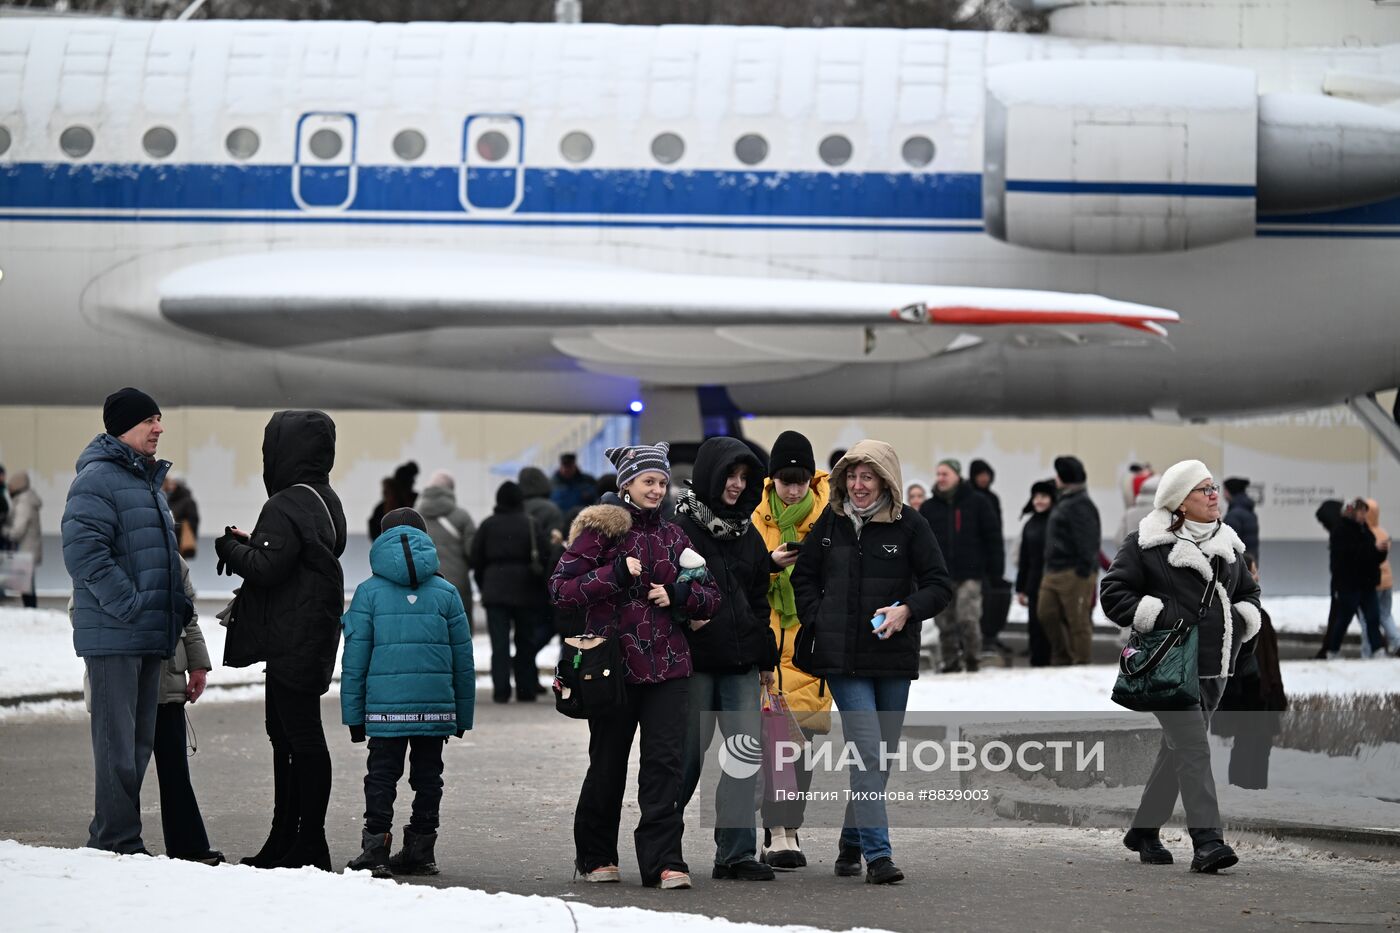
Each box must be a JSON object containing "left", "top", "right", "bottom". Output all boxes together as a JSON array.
[
  {"left": 690, "top": 435, "right": 765, "bottom": 518},
  {"left": 1315, "top": 499, "right": 1344, "bottom": 531},
  {"left": 495, "top": 480, "right": 525, "bottom": 511},
  {"left": 262, "top": 410, "right": 336, "bottom": 496}
]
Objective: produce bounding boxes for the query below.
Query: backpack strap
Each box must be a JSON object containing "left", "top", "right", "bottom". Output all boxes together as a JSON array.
[{"left": 289, "top": 483, "right": 335, "bottom": 548}]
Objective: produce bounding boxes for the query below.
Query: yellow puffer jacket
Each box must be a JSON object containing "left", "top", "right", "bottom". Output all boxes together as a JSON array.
[{"left": 753, "top": 471, "right": 833, "bottom": 731}]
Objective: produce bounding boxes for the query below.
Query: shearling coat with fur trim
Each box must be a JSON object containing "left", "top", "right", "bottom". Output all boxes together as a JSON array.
[
  {"left": 550, "top": 494, "right": 721, "bottom": 685},
  {"left": 1100, "top": 510, "right": 1262, "bottom": 679}
]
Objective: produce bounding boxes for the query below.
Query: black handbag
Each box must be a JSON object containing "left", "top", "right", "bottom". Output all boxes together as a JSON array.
[
  {"left": 1111, "top": 557, "right": 1219, "bottom": 712},
  {"left": 554, "top": 633, "right": 627, "bottom": 719}
]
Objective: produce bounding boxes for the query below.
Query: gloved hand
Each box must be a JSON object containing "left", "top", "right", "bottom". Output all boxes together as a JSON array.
[
  {"left": 349, "top": 724, "right": 366, "bottom": 743},
  {"left": 454, "top": 728, "right": 467, "bottom": 739}
]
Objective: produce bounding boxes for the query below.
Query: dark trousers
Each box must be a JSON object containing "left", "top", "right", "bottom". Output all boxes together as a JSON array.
[
  {"left": 574, "top": 678, "right": 689, "bottom": 885},
  {"left": 1326, "top": 589, "right": 1383, "bottom": 653},
  {"left": 21, "top": 590, "right": 37, "bottom": 608},
  {"left": 265, "top": 680, "right": 331, "bottom": 838},
  {"left": 1026, "top": 590, "right": 1051, "bottom": 667},
  {"left": 1133, "top": 677, "right": 1226, "bottom": 847},
  {"left": 153, "top": 702, "right": 212, "bottom": 857},
  {"left": 85, "top": 655, "right": 162, "bottom": 853},
  {"left": 485, "top": 604, "right": 543, "bottom": 699},
  {"left": 980, "top": 579, "right": 1013, "bottom": 644},
  {"left": 363, "top": 735, "right": 446, "bottom": 836}
]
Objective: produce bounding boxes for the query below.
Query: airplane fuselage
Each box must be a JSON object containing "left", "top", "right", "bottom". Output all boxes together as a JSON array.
[{"left": 1, "top": 18, "right": 1397, "bottom": 418}]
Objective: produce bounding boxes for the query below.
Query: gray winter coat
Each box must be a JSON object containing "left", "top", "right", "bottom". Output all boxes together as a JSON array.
[
  {"left": 1100, "top": 509, "right": 1262, "bottom": 679},
  {"left": 5, "top": 472, "right": 42, "bottom": 563},
  {"left": 416, "top": 484, "right": 476, "bottom": 603}
]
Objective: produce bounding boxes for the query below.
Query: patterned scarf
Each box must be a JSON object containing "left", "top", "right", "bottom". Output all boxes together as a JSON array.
[
  {"left": 767, "top": 486, "right": 815, "bottom": 629},
  {"left": 843, "top": 492, "right": 891, "bottom": 540},
  {"left": 674, "top": 487, "right": 749, "bottom": 540}
]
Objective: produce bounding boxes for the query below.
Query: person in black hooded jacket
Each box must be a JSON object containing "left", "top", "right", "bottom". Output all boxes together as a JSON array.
[
  {"left": 215, "top": 410, "right": 347, "bottom": 872},
  {"left": 674, "top": 436, "right": 780, "bottom": 881},
  {"left": 471, "top": 480, "right": 552, "bottom": 702}
]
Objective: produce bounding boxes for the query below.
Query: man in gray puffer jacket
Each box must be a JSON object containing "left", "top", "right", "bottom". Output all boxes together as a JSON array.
[
  {"left": 417, "top": 470, "right": 476, "bottom": 630},
  {"left": 62, "top": 387, "right": 188, "bottom": 855}
]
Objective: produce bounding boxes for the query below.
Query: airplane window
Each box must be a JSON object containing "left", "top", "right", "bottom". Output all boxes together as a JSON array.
[
  {"left": 309, "top": 128, "right": 343, "bottom": 161},
  {"left": 476, "top": 130, "right": 510, "bottom": 162},
  {"left": 60, "top": 126, "right": 94, "bottom": 159},
  {"left": 142, "top": 126, "right": 177, "bottom": 159},
  {"left": 0, "top": 127, "right": 10, "bottom": 157},
  {"left": 735, "top": 133, "right": 768, "bottom": 166},
  {"left": 651, "top": 132, "right": 684, "bottom": 165},
  {"left": 901, "top": 135, "right": 935, "bottom": 168},
  {"left": 226, "top": 127, "right": 260, "bottom": 160},
  {"left": 393, "top": 129, "right": 426, "bottom": 162},
  {"left": 560, "top": 131, "right": 593, "bottom": 164},
  {"left": 819, "top": 134, "right": 852, "bottom": 167}
]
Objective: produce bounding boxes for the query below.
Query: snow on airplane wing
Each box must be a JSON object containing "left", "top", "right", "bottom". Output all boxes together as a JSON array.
[{"left": 158, "top": 250, "right": 1177, "bottom": 380}]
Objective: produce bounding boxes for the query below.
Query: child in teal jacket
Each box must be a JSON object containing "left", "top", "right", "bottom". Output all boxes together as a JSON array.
[{"left": 342, "top": 508, "right": 474, "bottom": 877}]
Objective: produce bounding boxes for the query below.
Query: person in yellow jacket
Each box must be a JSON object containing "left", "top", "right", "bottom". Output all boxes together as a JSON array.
[{"left": 752, "top": 430, "right": 832, "bottom": 870}]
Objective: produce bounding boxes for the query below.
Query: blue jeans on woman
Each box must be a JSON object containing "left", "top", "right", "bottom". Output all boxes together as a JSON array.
[{"left": 825, "top": 675, "right": 911, "bottom": 863}]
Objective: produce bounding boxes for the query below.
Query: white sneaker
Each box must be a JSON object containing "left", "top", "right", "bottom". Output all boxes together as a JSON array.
[{"left": 578, "top": 865, "right": 620, "bottom": 883}]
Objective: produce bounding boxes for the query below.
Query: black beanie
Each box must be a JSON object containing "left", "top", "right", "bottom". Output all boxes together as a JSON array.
[
  {"left": 495, "top": 480, "right": 524, "bottom": 509},
  {"left": 1053, "top": 455, "right": 1087, "bottom": 485},
  {"left": 769, "top": 431, "right": 816, "bottom": 478},
  {"left": 1223, "top": 477, "right": 1250, "bottom": 497},
  {"left": 103, "top": 387, "right": 161, "bottom": 438},
  {"left": 380, "top": 507, "right": 427, "bottom": 534}
]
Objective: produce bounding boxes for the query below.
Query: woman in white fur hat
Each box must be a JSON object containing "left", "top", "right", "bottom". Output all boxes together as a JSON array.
[{"left": 1100, "top": 459, "right": 1262, "bottom": 875}]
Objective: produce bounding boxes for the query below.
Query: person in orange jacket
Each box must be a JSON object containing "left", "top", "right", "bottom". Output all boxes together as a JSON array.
[{"left": 751, "top": 430, "right": 832, "bottom": 870}]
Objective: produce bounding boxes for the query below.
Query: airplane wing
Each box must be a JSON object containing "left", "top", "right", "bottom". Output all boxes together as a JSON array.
[{"left": 158, "top": 250, "right": 1176, "bottom": 384}]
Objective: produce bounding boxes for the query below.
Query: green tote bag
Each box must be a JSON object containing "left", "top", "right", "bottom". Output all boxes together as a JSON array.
[{"left": 1111, "top": 557, "right": 1218, "bottom": 712}]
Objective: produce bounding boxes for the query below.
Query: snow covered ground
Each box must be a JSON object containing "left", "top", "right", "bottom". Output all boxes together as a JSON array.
[
  {"left": 0, "top": 840, "right": 877, "bottom": 933},
  {"left": 1, "top": 607, "right": 1393, "bottom": 719}
]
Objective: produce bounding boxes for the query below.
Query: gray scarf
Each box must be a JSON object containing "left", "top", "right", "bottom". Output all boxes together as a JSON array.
[{"left": 842, "top": 492, "right": 891, "bottom": 539}]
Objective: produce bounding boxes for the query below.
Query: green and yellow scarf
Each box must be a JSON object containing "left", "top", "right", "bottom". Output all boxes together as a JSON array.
[{"left": 767, "top": 485, "right": 814, "bottom": 628}]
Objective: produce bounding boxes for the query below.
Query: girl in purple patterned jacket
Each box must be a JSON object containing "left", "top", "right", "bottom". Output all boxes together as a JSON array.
[{"left": 550, "top": 442, "right": 720, "bottom": 890}]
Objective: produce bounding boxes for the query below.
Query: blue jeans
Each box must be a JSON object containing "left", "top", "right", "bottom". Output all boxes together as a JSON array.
[
  {"left": 825, "top": 675, "right": 912, "bottom": 863},
  {"left": 1359, "top": 588, "right": 1398, "bottom": 657},
  {"left": 679, "top": 669, "right": 761, "bottom": 865}
]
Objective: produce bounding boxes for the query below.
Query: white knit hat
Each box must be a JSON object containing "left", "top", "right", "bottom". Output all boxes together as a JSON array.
[{"left": 1153, "top": 459, "right": 1212, "bottom": 513}]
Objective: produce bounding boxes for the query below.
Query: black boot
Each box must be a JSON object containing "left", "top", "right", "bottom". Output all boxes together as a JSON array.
[
  {"left": 272, "top": 747, "right": 333, "bottom": 871},
  {"left": 834, "top": 843, "right": 863, "bottom": 877},
  {"left": 711, "top": 858, "right": 775, "bottom": 881},
  {"left": 1123, "top": 828, "right": 1173, "bottom": 865},
  {"left": 347, "top": 830, "right": 393, "bottom": 879},
  {"left": 865, "top": 856, "right": 904, "bottom": 885},
  {"left": 242, "top": 745, "right": 298, "bottom": 868},
  {"left": 389, "top": 828, "right": 440, "bottom": 876},
  {"left": 1190, "top": 840, "right": 1239, "bottom": 874}
]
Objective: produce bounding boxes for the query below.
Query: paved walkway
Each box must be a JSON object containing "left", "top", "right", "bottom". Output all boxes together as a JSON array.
[{"left": 1, "top": 693, "right": 1396, "bottom": 932}]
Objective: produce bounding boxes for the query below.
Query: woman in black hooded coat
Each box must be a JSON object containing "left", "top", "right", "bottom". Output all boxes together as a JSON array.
[
  {"left": 673, "top": 436, "right": 780, "bottom": 881},
  {"left": 215, "top": 410, "right": 348, "bottom": 872}
]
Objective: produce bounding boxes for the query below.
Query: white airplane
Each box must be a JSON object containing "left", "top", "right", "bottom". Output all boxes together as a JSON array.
[{"left": 1, "top": 0, "right": 1398, "bottom": 450}]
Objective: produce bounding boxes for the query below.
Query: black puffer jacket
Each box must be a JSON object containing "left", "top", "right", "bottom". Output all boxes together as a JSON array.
[
  {"left": 1015, "top": 510, "right": 1050, "bottom": 597},
  {"left": 217, "top": 411, "right": 347, "bottom": 696},
  {"left": 674, "top": 436, "right": 779, "bottom": 674},
  {"left": 1330, "top": 517, "right": 1385, "bottom": 592},
  {"left": 471, "top": 481, "right": 552, "bottom": 609},
  {"left": 1100, "top": 510, "right": 1262, "bottom": 679},
  {"left": 1044, "top": 486, "right": 1101, "bottom": 576},
  {"left": 791, "top": 441, "right": 953, "bottom": 680},
  {"left": 920, "top": 481, "right": 1004, "bottom": 581}
]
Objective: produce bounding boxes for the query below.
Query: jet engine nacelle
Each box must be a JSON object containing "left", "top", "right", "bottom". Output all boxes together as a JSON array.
[{"left": 984, "top": 61, "right": 1259, "bottom": 254}]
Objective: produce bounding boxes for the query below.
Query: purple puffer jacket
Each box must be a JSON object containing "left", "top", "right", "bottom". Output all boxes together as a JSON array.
[{"left": 550, "top": 495, "right": 720, "bottom": 685}]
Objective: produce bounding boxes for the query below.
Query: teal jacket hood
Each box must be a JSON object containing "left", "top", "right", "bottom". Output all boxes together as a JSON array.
[{"left": 370, "top": 524, "right": 441, "bottom": 588}]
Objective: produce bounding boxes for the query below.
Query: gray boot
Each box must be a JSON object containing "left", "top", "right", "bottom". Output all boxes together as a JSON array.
[
  {"left": 389, "top": 828, "right": 439, "bottom": 876},
  {"left": 347, "top": 830, "right": 392, "bottom": 879}
]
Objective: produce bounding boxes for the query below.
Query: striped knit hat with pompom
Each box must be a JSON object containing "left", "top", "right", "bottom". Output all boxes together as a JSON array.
[{"left": 606, "top": 442, "right": 671, "bottom": 490}]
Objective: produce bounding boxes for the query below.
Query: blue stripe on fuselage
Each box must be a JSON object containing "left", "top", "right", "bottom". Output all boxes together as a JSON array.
[
  {"left": 3, "top": 161, "right": 1400, "bottom": 232},
  {"left": 0, "top": 162, "right": 984, "bottom": 219}
]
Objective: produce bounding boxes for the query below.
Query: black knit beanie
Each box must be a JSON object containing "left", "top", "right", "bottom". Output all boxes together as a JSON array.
[
  {"left": 1054, "top": 456, "right": 1087, "bottom": 485},
  {"left": 103, "top": 387, "right": 161, "bottom": 438},
  {"left": 380, "top": 507, "right": 427, "bottom": 534},
  {"left": 768, "top": 430, "right": 816, "bottom": 478}
]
